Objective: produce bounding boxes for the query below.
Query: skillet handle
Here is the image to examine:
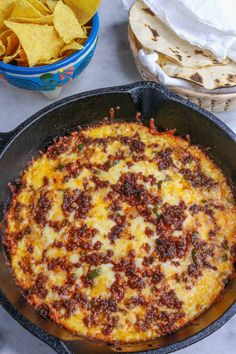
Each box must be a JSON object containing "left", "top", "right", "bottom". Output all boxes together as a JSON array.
[
  {"left": 0, "top": 132, "right": 12, "bottom": 152},
  {"left": 127, "top": 81, "right": 171, "bottom": 117}
]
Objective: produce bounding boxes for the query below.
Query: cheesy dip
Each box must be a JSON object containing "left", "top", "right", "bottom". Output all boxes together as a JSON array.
[{"left": 5, "top": 121, "right": 236, "bottom": 343}]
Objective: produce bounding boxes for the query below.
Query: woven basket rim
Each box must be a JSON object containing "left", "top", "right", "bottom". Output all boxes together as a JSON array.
[
  {"left": 174, "top": 86, "right": 236, "bottom": 99},
  {"left": 128, "top": 26, "right": 236, "bottom": 100}
]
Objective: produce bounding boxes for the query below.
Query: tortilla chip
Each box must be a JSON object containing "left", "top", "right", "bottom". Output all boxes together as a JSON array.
[
  {"left": 0, "top": 0, "right": 99, "bottom": 67},
  {"left": 4, "top": 21, "right": 64, "bottom": 67},
  {"left": 64, "top": 0, "right": 100, "bottom": 25},
  {"left": 3, "top": 52, "right": 19, "bottom": 63},
  {"left": 54, "top": 0, "right": 86, "bottom": 44},
  {"left": 26, "top": 0, "right": 51, "bottom": 14},
  {"left": 5, "top": 32, "right": 19, "bottom": 56},
  {"left": 158, "top": 54, "right": 236, "bottom": 89},
  {"left": 45, "top": 0, "right": 57, "bottom": 12},
  {"left": 9, "top": 15, "right": 54, "bottom": 25},
  {"left": 36, "top": 57, "right": 61, "bottom": 65},
  {"left": 0, "top": 29, "right": 13, "bottom": 46},
  {"left": 16, "top": 47, "right": 28, "bottom": 66},
  {"left": 11, "top": 0, "right": 44, "bottom": 19},
  {"left": 129, "top": 0, "right": 229, "bottom": 68},
  {"left": 0, "top": 40, "right": 6, "bottom": 56},
  {"left": 3, "top": 40, "right": 21, "bottom": 64},
  {"left": 60, "top": 40, "right": 83, "bottom": 55},
  {"left": 83, "top": 25, "right": 91, "bottom": 36},
  {"left": 0, "top": 0, "right": 16, "bottom": 31}
]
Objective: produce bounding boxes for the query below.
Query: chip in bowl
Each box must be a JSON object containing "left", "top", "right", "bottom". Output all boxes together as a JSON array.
[
  {"left": 26, "top": 0, "right": 51, "bottom": 14},
  {"left": 64, "top": 0, "right": 101, "bottom": 25},
  {"left": 0, "top": 0, "right": 15, "bottom": 31},
  {"left": 11, "top": 0, "right": 45, "bottom": 19},
  {"left": 0, "top": 41, "right": 5, "bottom": 56},
  {"left": 53, "top": 0, "right": 86, "bottom": 44},
  {"left": 0, "top": 0, "right": 101, "bottom": 67},
  {"left": 4, "top": 20, "right": 64, "bottom": 67}
]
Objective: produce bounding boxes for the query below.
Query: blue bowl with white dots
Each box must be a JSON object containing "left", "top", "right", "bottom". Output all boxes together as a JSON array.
[{"left": 0, "top": 13, "right": 99, "bottom": 98}]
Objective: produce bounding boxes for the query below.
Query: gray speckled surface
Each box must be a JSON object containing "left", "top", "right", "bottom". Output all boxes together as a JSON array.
[{"left": 0, "top": 1, "right": 235, "bottom": 353}]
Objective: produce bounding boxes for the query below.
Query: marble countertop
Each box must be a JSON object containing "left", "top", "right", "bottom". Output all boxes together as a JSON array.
[{"left": 0, "top": 1, "right": 235, "bottom": 353}]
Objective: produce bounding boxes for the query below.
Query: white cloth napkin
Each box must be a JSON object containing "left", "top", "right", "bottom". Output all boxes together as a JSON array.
[
  {"left": 145, "top": 0, "right": 236, "bottom": 62},
  {"left": 122, "top": 0, "right": 135, "bottom": 11},
  {"left": 123, "top": 0, "right": 236, "bottom": 93}
]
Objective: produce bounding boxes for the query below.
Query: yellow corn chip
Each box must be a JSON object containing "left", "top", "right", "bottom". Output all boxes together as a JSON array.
[
  {"left": 60, "top": 40, "right": 83, "bottom": 55},
  {"left": 54, "top": 0, "right": 87, "bottom": 44},
  {"left": 0, "top": 29, "right": 13, "bottom": 46},
  {"left": 3, "top": 51, "right": 20, "bottom": 63},
  {"left": 26, "top": 0, "right": 51, "bottom": 14},
  {"left": 4, "top": 21, "right": 64, "bottom": 67},
  {"left": 45, "top": 0, "right": 57, "bottom": 12},
  {"left": 83, "top": 25, "right": 92, "bottom": 36},
  {"left": 5, "top": 32, "right": 19, "bottom": 56},
  {"left": 3, "top": 40, "right": 21, "bottom": 64},
  {"left": 0, "top": 0, "right": 16, "bottom": 31},
  {"left": 0, "top": 0, "right": 100, "bottom": 67},
  {"left": 9, "top": 15, "right": 54, "bottom": 25},
  {"left": 16, "top": 47, "right": 28, "bottom": 66},
  {"left": 3, "top": 53, "right": 19, "bottom": 63},
  {"left": 64, "top": 0, "right": 100, "bottom": 25},
  {"left": 11, "top": 0, "right": 44, "bottom": 19},
  {"left": 0, "top": 40, "right": 6, "bottom": 56},
  {"left": 36, "top": 57, "right": 61, "bottom": 65}
]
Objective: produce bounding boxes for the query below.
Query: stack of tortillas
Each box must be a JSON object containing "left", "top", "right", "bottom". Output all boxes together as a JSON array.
[{"left": 127, "top": 0, "right": 236, "bottom": 111}]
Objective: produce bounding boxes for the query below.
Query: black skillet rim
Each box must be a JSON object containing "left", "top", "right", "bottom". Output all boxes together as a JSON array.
[{"left": 0, "top": 81, "right": 236, "bottom": 354}]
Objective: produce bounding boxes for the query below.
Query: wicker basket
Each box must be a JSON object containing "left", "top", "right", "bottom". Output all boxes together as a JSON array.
[{"left": 128, "top": 26, "right": 236, "bottom": 113}]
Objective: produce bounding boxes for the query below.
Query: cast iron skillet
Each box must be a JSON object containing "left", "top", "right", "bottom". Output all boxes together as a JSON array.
[{"left": 0, "top": 82, "right": 235, "bottom": 354}]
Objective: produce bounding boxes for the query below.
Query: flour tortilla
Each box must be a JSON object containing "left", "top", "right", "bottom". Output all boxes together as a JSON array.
[
  {"left": 158, "top": 55, "right": 236, "bottom": 89},
  {"left": 129, "top": 0, "right": 229, "bottom": 68}
]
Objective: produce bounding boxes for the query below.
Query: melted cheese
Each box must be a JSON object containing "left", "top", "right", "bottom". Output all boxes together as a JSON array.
[{"left": 5, "top": 122, "right": 236, "bottom": 343}]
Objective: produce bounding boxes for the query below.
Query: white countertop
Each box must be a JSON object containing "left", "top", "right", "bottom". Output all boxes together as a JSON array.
[{"left": 0, "top": 1, "right": 235, "bottom": 353}]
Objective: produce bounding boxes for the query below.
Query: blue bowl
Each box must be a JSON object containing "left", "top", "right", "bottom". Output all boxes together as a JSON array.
[{"left": 0, "top": 13, "right": 99, "bottom": 96}]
